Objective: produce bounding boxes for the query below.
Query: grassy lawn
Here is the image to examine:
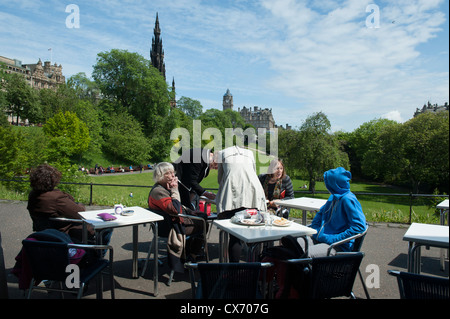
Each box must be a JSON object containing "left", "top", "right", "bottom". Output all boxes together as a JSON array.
[{"left": 1, "top": 168, "right": 444, "bottom": 224}]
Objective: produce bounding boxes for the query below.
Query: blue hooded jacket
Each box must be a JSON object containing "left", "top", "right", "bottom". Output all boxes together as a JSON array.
[{"left": 310, "top": 167, "right": 366, "bottom": 251}]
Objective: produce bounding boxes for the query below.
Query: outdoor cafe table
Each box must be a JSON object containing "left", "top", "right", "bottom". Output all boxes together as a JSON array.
[
  {"left": 214, "top": 219, "right": 317, "bottom": 262},
  {"left": 273, "top": 197, "right": 327, "bottom": 225},
  {"left": 436, "top": 199, "right": 449, "bottom": 270},
  {"left": 79, "top": 206, "right": 163, "bottom": 296},
  {"left": 402, "top": 222, "right": 449, "bottom": 274},
  {"left": 437, "top": 199, "right": 449, "bottom": 226}
]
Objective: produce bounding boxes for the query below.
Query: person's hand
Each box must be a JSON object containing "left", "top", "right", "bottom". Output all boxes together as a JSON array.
[
  {"left": 203, "top": 191, "right": 216, "bottom": 200},
  {"left": 268, "top": 201, "right": 279, "bottom": 209},
  {"left": 166, "top": 176, "right": 178, "bottom": 190}
]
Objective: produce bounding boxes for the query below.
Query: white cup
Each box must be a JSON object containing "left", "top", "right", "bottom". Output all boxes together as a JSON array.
[{"left": 114, "top": 204, "right": 124, "bottom": 215}]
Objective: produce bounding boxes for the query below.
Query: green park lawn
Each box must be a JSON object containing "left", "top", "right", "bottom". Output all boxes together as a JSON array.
[
  {"left": 9, "top": 169, "right": 441, "bottom": 224},
  {"left": 1, "top": 161, "right": 443, "bottom": 225}
]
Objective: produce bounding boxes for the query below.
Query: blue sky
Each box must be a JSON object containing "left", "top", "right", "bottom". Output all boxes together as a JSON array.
[{"left": 1, "top": 0, "right": 448, "bottom": 132}]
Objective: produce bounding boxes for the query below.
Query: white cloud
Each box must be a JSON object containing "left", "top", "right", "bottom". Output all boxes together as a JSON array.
[
  {"left": 1, "top": 0, "right": 448, "bottom": 132},
  {"left": 246, "top": 0, "right": 449, "bottom": 127},
  {"left": 382, "top": 110, "right": 403, "bottom": 123}
]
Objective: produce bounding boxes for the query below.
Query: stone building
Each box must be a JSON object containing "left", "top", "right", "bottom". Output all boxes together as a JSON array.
[
  {"left": 1, "top": 55, "right": 66, "bottom": 125},
  {"left": 222, "top": 89, "right": 276, "bottom": 130},
  {"left": 0, "top": 55, "right": 65, "bottom": 90},
  {"left": 150, "top": 13, "right": 166, "bottom": 80},
  {"left": 414, "top": 102, "right": 449, "bottom": 117},
  {"left": 223, "top": 88, "right": 233, "bottom": 111},
  {"left": 239, "top": 106, "right": 275, "bottom": 131}
]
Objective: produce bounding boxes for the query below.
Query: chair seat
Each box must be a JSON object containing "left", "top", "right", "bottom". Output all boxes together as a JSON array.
[{"left": 79, "top": 259, "right": 110, "bottom": 284}]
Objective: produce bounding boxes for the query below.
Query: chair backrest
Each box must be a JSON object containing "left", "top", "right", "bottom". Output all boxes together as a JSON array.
[
  {"left": 351, "top": 224, "right": 369, "bottom": 252},
  {"left": 389, "top": 271, "right": 449, "bottom": 299},
  {"left": 306, "top": 252, "right": 364, "bottom": 299},
  {"left": 22, "top": 240, "right": 71, "bottom": 282},
  {"left": 197, "top": 262, "right": 268, "bottom": 299}
]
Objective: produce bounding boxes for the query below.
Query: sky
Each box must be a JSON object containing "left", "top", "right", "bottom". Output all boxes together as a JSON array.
[{"left": 1, "top": 0, "right": 448, "bottom": 132}]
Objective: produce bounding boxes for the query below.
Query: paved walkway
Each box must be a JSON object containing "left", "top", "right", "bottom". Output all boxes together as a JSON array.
[{"left": 0, "top": 200, "right": 448, "bottom": 300}]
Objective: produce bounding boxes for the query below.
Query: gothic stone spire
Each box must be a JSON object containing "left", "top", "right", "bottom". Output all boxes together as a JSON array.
[{"left": 151, "top": 12, "right": 166, "bottom": 79}]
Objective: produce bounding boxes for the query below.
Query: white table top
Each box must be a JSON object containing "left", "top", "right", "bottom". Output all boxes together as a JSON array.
[
  {"left": 79, "top": 206, "right": 163, "bottom": 229},
  {"left": 214, "top": 219, "right": 317, "bottom": 244},
  {"left": 273, "top": 197, "right": 327, "bottom": 211},
  {"left": 437, "top": 199, "right": 449, "bottom": 210},
  {"left": 403, "top": 223, "right": 449, "bottom": 248}
]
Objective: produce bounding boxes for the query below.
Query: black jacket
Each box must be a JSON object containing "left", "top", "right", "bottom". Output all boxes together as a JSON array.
[{"left": 173, "top": 148, "right": 211, "bottom": 208}]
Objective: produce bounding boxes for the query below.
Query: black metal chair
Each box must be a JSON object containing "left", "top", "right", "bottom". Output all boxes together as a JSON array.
[
  {"left": 388, "top": 270, "right": 449, "bottom": 299},
  {"left": 284, "top": 252, "right": 364, "bottom": 299},
  {"left": 326, "top": 223, "right": 370, "bottom": 298},
  {"left": 22, "top": 239, "right": 114, "bottom": 299},
  {"left": 185, "top": 262, "right": 273, "bottom": 299},
  {"left": 0, "top": 232, "right": 8, "bottom": 299},
  {"left": 141, "top": 214, "right": 209, "bottom": 285}
]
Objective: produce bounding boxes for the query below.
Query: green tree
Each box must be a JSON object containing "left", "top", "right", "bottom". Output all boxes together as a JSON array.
[
  {"left": 362, "top": 123, "right": 403, "bottom": 184},
  {"left": 92, "top": 49, "right": 172, "bottom": 137},
  {"left": 102, "top": 112, "right": 150, "bottom": 165},
  {"left": 67, "top": 72, "right": 100, "bottom": 103},
  {"left": 0, "top": 126, "right": 22, "bottom": 179},
  {"left": 4, "top": 73, "right": 39, "bottom": 124},
  {"left": 0, "top": 126, "right": 35, "bottom": 192},
  {"left": 399, "top": 112, "right": 448, "bottom": 193},
  {"left": 198, "top": 108, "right": 247, "bottom": 150},
  {"left": 347, "top": 118, "right": 399, "bottom": 179},
  {"left": 37, "top": 84, "right": 80, "bottom": 123},
  {"left": 363, "top": 112, "right": 449, "bottom": 193},
  {"left": 279, "top": 112, "right": 348, "bottom": 192},
  {"left": 0, "top": 63, "right": 9, "bottom": 119},
  {"left": 43, "top": 111, "right": 91, "bottom": 165},
  {"left": 72, "top": 100, "right": 104, "bottom": 162},
  {"left": 177, "top": 96, "right": 203, "bottom": 119}
]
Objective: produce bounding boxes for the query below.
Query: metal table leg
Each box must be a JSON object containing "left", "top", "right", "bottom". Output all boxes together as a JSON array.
[{"left": 150, "top": 222, "right": 159, "bottom": 296}]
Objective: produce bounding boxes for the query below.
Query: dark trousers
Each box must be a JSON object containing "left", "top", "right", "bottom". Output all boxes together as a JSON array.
[{"left": 218, "top": 207, "right": 246, "bottom": 262}]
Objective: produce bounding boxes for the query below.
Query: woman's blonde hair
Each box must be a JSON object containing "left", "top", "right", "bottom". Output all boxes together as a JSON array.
[{"left": 153, "top": 162, "right": 175, "bottom": 183}]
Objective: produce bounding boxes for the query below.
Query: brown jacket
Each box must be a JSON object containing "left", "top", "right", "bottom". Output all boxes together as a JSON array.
[{"left": 27, "top": 189, "right": 94, "bottom": 241}]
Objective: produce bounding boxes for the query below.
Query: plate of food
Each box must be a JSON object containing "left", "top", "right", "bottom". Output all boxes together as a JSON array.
[
  {"left": 272, "top": 217, "right": 292, "bottom": 227},
  {"left": 238, "top": 219, "right": 265, "bottom": 226},
  {"left": 121, "top": 209, "right": 134, "bottom": 216}
]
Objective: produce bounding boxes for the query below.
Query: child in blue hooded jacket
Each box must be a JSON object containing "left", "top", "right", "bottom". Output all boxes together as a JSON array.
[{"left": 299, "top": 167, "right": 367, "bottom": 257}]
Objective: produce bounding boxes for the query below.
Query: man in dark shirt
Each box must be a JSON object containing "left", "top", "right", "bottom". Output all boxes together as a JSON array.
[{"left": 173, "top": 148, "right": 217, "bottom": 210}]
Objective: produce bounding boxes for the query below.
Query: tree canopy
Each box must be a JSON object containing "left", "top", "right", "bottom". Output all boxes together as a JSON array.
[
  {"left": 1, "top": 49, "right": 448, "bottom": 194},
  {"left": 279, "top": 112, "right": 349, "bottom": 192}
]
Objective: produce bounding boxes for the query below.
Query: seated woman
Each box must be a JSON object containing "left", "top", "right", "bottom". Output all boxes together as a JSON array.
[
  {"left": 299, "top": 167, "right": 367, "bottom": 257},
  {"left": 148, "top": 162, "right": 207, "bottom": 273},
  {"left": 258, "top": 158, "right": 294, "bottom": 218},
  {"left": 27, "top": 164, "right": 97, "bottom": 244}
]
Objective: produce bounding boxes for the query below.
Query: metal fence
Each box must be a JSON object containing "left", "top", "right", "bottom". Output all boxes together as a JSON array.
[{"left": 1, "top": 178, "right": 448, "bottom": 224}]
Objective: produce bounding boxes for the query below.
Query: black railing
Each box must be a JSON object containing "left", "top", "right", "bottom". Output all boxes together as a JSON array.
[{"left": 1, "top": 178, "right": 448, "bottom": 224}]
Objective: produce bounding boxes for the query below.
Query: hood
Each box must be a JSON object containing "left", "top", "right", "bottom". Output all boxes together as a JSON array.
[{"left": 324, "top": 167, "right": 351, "bottom": 200}]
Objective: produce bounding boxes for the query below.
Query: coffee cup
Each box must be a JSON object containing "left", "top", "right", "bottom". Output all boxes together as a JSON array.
[{"left": 114, "top": 204, "right": 124, "bottom": 215}]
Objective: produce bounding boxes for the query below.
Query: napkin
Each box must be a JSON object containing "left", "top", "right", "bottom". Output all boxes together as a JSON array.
[{"left": 97, "top": 213, "right": 117, "bottom": 221}]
